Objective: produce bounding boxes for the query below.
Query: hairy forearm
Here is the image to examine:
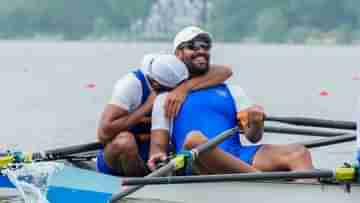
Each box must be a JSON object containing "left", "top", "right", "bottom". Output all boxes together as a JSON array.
[
  {"left": 100, "top": 105, "right": 151, "bottom": 141},
  {"left": 150, "top": 130, "right": 170, "bottom": 156},
  {"left": 186, "top": 64, "right": 232, "bottom": 90}
]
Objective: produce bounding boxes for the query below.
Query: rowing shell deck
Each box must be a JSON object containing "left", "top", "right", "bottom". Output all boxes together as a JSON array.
[{"left": 1, "top": 163, "right": 360, "bottom": 203}]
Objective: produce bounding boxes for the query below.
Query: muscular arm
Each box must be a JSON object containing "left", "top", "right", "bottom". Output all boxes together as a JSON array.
[
  {"left": 148, "top": 93, "right": 172, "bottom": 170},
  {"left": 184, "top": 64, "right": 232, "bottom": 91},
  {"left": 164, "top": 64, "right": 232, "bottom": 118},
  {"left": 97, "top": 98, "right": 153, "bottom": 144},
  {"left": 147, "top": 129, "right": 170, "bottom": 171},
  {"left": 150, "top": 130, "right": 170, "bottom": 157}
]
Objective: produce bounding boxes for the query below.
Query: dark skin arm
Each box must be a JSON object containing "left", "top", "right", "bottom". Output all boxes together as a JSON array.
[
  {"left": 97, "top": 92, "right": 157, "bottom": 144},
  {"left": 237, "top": 105, "right": 265, "bottom": 143},
  {"left": 147, "top": 129, "right": 170, "bottom": 171},
  {"left": 165, "top": 64, "right": 232, "bottom": 118},
  {"left": 186, "top": 64, "right": 233, "bottom": 90}
]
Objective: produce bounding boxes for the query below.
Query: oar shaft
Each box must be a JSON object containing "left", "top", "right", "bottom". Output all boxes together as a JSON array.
[
  {"left": 122, "top": 170, "right": 333, "bottom": 185},
  {"left": 110, "top": 160, "right": 177, "bottom": 201},
  {"left": 36, "top": 142, "right": 102, "bottom": 161},
  {"left": 300, "top": 133, "right": 356, "bottom": 148},
  {"left": 264, "top": 126, "right": 344, "bottom": 137},
  {"left": 266, "top": 116, "right": 356, "bottom": 130},
  {"left": 196, "top": 127, "right": 239, "bottom": 153}
]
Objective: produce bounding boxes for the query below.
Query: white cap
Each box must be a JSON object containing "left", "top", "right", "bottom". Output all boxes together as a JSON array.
[
  {"left": 142, "top": 54, "right": 189, "bottom": 88},
  {"left": 173, "top": 26, "right": 212, "bottom": 53},
  {"left": 141, "top": 53, "right": 161, "bottom": 75}
]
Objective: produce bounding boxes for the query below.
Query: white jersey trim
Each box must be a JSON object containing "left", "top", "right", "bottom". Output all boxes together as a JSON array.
[{"left": 151, "top": 93, "right": 172, "bottom": 131}]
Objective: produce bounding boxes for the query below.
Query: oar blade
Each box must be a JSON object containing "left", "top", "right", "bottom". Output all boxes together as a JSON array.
[{"left": 47, "top": 165, "right": 119, "bottom": 203}]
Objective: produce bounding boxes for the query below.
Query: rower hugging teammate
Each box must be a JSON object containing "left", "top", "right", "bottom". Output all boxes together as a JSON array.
[{"left": 1, "top": 26, "right": 360, "bottom": 203}]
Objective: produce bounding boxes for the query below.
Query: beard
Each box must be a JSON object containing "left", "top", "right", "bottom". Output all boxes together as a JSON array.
[{"left": 183, "top": 53, "right": 210, "bottom": 77}]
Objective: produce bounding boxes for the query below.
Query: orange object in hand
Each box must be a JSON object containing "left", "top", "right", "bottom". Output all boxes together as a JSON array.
[
  {"left": 237, "top": 105, "right": 265, "bottom": 130},
  {"left": 237, "top": 111, "right": 249, "bottom": 130}
]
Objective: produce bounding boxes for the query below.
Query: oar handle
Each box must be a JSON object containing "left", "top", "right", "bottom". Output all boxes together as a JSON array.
[{"left": 266, "top": 116, "right": 356, "bottom": 130}]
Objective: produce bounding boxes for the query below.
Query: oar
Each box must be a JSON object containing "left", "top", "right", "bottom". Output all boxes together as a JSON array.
[
  {"left": 299, "top": 133, "right": 356, "bottom": 148},
  {"left": 0, "top": 142, "right": 102, "bottom": 166},
  {"left": 122, "top": 169, "right": 356, "bottom": 186},
  {"left": 122, "top": 170, "right": 332, "bottom": 185},
  {"left": 266, "top": 116, "right": 356, "bottom": 130},
  {"left": 36, "top": 142, "right": 102, "bottom": 161},
  {"left": 109, "top": 126, "right": 240, "bottom": 203},
  {"left": 264, "top": 126, "right": 345, "bottom": 137}
]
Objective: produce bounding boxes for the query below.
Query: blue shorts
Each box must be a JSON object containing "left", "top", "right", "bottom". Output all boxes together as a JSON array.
[
  {"left": 227, "top": 144, "right": 262, "bottom": 165},
  {"left": 96, "top": 150, "right": 123, "bottom": 176}
]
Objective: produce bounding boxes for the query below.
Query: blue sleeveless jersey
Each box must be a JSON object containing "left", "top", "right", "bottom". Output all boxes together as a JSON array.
[
  {"left": 129, "top": 69, "right": 151, "bottom": 135},
  {"left": 129, "top": 69, "right": 151, "bottom": 162},
  {"left": 172, "top": 84, "right": 260, "bottom": 165}
]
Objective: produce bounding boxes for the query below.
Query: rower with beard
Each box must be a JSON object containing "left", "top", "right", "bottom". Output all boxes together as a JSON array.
[{"left": 148, "top": 26, "right": 314, "bottom": 174}]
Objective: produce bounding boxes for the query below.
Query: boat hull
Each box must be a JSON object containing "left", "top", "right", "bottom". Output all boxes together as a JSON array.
[
  {"left": 131, "top": 180, "right": 360, "bottom": 203},
  {"left": 1, "top": 164, "right": 360, "bottom": 203}
]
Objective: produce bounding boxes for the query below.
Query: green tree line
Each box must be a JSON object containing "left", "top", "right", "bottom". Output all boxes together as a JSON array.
[
  {"left": 210, "top": 0, "right": 360, "bottom": 43},
  {"left": 1, "top": 0, "right": 360, "bottom": 43},
  {"left": 0, "top": 0, "right": 152, "bottom": 40}
]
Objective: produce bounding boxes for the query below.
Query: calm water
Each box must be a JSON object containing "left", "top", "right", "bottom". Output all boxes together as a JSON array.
[{"left": 0, "top": 41, "right": 359, "bottom": 202}]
